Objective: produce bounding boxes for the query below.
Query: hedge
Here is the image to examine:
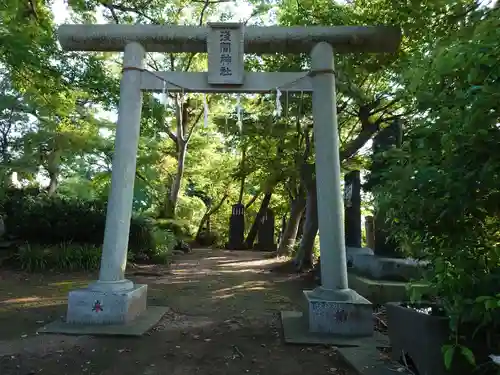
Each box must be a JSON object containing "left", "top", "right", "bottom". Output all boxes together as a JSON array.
[{"left": 1, "top": 189, "right": 155, "bottom": 255}]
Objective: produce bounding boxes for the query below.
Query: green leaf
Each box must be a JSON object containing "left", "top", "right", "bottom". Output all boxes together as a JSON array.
[
  {"left": 442, "top": 344, "right": 455, "bottom": 370},
  {"left": 459, "top": 345, "right": 476, "bottom": 366}
]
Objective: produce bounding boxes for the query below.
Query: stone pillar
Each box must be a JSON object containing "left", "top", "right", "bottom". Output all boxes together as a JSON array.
[
  {"left": 66, "top": 43, "right": 148, "bottom": 324},
  {"left": 371, "top": 121, "right": 402, "bottom": 258},
  {"left": 255, "top": 208, "right": 277, "bottom": 251},
  {"left": 227, "top": 203, "right": 245, "bottom": 250},
  {"left": 365, "top": 216, "right": 375, "bottom": 250},
  {"left": 97, "top": 42, "right": 145, "bottom": 286},
  {"left": 344, "top": 170, "right": 362, "bottom": 248},
  {"left": 309, "top": 42, "right": 348, "bottom": 291},
  {"left": 304, "top": 42, "right": 372, "bottom": 337}
]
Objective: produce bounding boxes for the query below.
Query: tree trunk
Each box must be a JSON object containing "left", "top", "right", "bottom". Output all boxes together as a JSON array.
[
  {"left": 47, "top": 171, "right": 58, "bottom": 196},
  {"left": 237, "top": 147, "right": 246, "bottom": 204},
  {"left": 293, "top": 183, "right": 318, "bottom": 271},
  {"left": 163, "top": 142, "right": 187, "bottom": 218},
  {"left": 296, "top": 210, "right": 306, "bottom": 239},
  {"left": 244, "top": 189, "right": 273, "bottom": 249},
  {"left": 277, "top": 195, "right": 306, "bottom": 256},
  {"left": 46, "top": 149, "right": 62, "bottom": 196},
  {"left": 195, "top": 193, "right": 228, "bottom": 241}
]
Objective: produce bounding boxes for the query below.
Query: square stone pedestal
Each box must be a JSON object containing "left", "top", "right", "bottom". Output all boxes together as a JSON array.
[
  {"left": 39, "top": 282, "right": 167, "bottom": 337},
  {"left": 67, "top": 284, "right": 147, "bottom": 324},
  {"left": 304, "top": 289, "right": 373, "bottom": 337}
]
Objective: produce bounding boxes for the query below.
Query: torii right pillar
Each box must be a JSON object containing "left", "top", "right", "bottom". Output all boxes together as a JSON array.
[{"left": 304, "top": 42, "right": 372, "bottom": 336}]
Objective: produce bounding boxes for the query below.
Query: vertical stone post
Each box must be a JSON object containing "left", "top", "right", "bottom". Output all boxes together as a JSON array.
[
  {"left": 95, "top": 42, "right": 146, "bottom": 289},
  {"left": 309, "top": 42, "right": 348, "bottom": 291},
  {"left": 344, "top": 170, "right": 362, "bottom": 248},
  {"left": 227, "top": 203, "right": 245, "bottom": 250},
  {"left": 371, "top": 120, "right": 403, "bottom": 258},
  {"left": 66, "top": 42, "right": 149, "bottom": 325},
  {"left": 365, "top": 215, "right": 375, "bottom": 250},
  {"left": 256, "top": 208, "right": 277, "bottom": 251},
  {"left": 304, "top": 42, "right": 373, "bottom": 337}
]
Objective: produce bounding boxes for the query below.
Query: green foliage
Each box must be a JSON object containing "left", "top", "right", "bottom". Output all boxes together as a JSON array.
[
  {"left": 17, "top": 242, "right": 102, "bottom": 272},
  {"left": 175, "top": 195, "right": 206, "bottom": 229},
  {"left": 155, "top": 218, "right": 193, "bottom": 239},
  {"left": 375, "top": 7, "right": 500, "bottom": 368},
  {"left": 150, "top": 229, "right": 177, "bottom": 264},
  {"left": 196, "top": 229, "right": 220, "bottom": 247},
  {"left": 1, "top": 190, "right": 155, "bottom": 254}
]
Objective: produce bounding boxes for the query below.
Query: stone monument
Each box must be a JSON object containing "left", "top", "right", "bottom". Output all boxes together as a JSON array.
[
  {"left": 364, "top": 215, "right": 375, "bottom": 250},
  {"left": 371, "top": 120, "right": 403, "bottom": 258},
  {"left": 344, "top": 170, "right": 362, "bottom": 248},
  {"left": 52, "top": 22, "right": 401, "bottom": 337},
  {"left": 255, "top": 207, "right": 277, "bottom": 251},
  {"left": 227, "top": 203, "right": 246, "bottom": 250}
]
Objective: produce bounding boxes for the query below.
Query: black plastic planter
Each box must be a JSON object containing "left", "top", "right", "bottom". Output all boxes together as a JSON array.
[{"left": 386, "top": 302, "right": 471, "bottom": 375}]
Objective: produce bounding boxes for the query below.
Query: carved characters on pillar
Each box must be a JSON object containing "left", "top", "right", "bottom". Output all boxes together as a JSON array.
[
  {"left": 207, "top": 23, "right": 244, "bottom": 85},
  {"left": 311, "top": 302, "right": 366, "bottom": 326},
  {"left": 227, "top": 203, "right": 246, "bottom": 250},
  {"left": 344, "top": 182, "right": 353, "bottom": 208},
  {"left": 334, "top": 309, "right": 349, "bottom": 323},
  {"left": 219, "top": 30, "right": 232, "bottom": 77},
  {"left": 255, "top": 208, "right": 277, "bottom": 251},
  {"left": 344, "top": 170, "right": 362, "bottom": 248}
]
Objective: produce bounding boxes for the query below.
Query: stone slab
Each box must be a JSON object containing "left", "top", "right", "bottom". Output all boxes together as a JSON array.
[
  {"left": 338, "top": 345, "right": 413, "bottom": 375},
  {"left": 280, "top": 311, "right": 389, "bottom": 347},
  {"left": 350, "top": 254, "right": 427, "bottom": 282},
  {"left": 346, "top": 247, "right": 374, "bottom": 268},
  {"left": 347, "top": 273, "right": 429, "bottom": 304},
  {"left": 38, "top": 306, "right": 168, "bottom": 336},
  {"left": 304, "top": 290, "right": 373, "bottom": 336},
  {"left": 67, "top": 284, "right": 147, "bottom": 325}
]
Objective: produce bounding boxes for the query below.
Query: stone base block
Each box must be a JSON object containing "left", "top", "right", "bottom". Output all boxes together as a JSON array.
[
  {"left": 67, "top": 284, "right": 147, "bottom": 325},
  {"left": 304, "top": 288, "right": 373, "bottom": 337},
  {"left": 346, "top": 246, "right": 374, "bottom": 268},
  {"left": 353, "top": 255, "right": 427, "bottom": 281}
]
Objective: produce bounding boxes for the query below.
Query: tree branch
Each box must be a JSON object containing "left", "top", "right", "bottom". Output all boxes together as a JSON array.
[
  {"left": 184, "top": 96, "right": 212, "bottom": 143},
  {"left": 206, "top": 192, "right": 229, "bottom": 215},
  {"left": 245, "top": 190, "right": 261, "bottom": 209},
  {"left": 99, "top": 1, "right": 158, "bottom": 23}
]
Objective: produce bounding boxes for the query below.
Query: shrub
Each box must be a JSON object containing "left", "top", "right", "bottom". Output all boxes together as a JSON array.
[
  {"left": 196, "top": 229, "right": 219, "bottom": 246},
  {"left": 176, "top": 195, "right": 206, "bottom": 226},
  {"left": 155, "top": 218, "right": 192, "bottom": 239},
  {"left": 17, "top": 242, "right": 102, "bottom": 272},
  {"left": 1, "top": 191, "right": 155, "bottom": 254},
  {"left": 376, "top": 11, "right": 500, "bottom": 370},
  {"left": 150, "top": 229, "right": 176, "bottom": 264}
]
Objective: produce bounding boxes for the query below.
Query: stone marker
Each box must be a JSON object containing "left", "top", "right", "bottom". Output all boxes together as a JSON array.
[
  {"left": 365, "top": 215, "right": 375, "bottom": 250},
  {"left": 371, "top": 121, "right": 403, "bottom": 258},
  {"left": 255, "top": 208, "right": 277, "bottom": 251},
  {"left": 344, "top": 170, "right": 362, "bottom": 248},
  {"left": 227, "top": 203, "right": 245, "bottom": 250}
]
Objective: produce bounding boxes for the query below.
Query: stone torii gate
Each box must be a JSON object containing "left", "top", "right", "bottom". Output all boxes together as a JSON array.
[{"left": 54, "top": 23, "right": 401, "bottom": 336}]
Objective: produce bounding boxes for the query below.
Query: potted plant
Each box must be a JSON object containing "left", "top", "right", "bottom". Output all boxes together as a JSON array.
[{"left": 386, "top": 302, "right": 452, "bottom": 375}]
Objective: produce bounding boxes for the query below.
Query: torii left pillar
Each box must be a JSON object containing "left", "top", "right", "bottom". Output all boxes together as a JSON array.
[{"left": 66, "top": 42, "right": 149, "bottom": 325}]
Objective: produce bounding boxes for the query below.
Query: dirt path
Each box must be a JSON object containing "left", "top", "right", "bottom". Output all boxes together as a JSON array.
[{"left": 0, "top": 249, "right": 353, "bottom": 375}]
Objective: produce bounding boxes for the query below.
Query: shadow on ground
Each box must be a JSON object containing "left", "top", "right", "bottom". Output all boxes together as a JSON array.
[{"left": 0, "top": 249, "right": 353, "bottom": 375}]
